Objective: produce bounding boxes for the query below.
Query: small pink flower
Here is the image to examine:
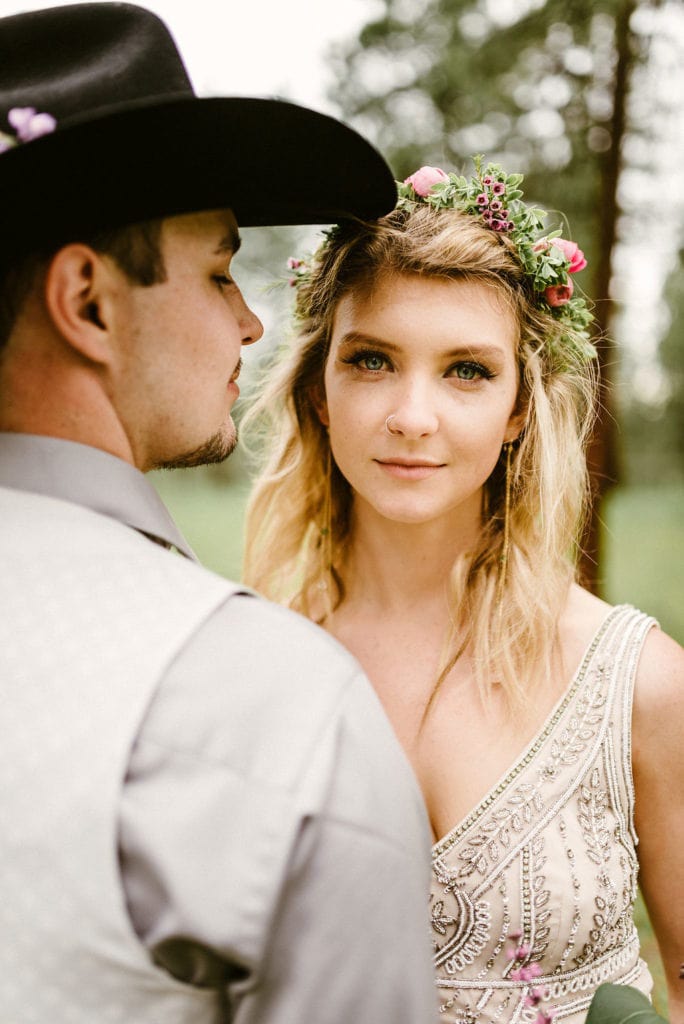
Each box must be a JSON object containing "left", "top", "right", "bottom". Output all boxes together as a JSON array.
[
  {"left": 545, "top": 281, "right": 574, "bottom": 306},
  {"left": 492, "top": 181, "right": 506, "bottom": 195},
  {"left": 534, "top": 1010, "right": 557, "bottom": 1024},
  {"left": 404, "top": 165, "right": 449, "bottom": 197},
  {"left": 482, "top": 175, "right": 494, "bottom": 186},
  {"left": 287, "top": 257, "right": 302, "bottom": 270},
  {"left": 476, "top": 192, "right": 488, "bottom": 206},
  {"left": 511, "top": 963, "right": 543, "bottom": 982},
  {"left": 8, "top": 106, "right": 56, "bottom": 142},
  {"left": 525, "top": 987, "right": 549, "bottom": 1007},
  {"left": 490, "top": 200, "right": 503, "bottom": 212}
]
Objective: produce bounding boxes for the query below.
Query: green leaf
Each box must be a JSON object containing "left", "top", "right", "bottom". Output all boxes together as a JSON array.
[{"left": 586, "top": 984, "right": 667, "bottom": 1024}]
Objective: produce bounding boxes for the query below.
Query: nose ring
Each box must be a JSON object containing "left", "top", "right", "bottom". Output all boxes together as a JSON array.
[{"left": 385, "top": 414, "right": 399, "bottom": 436}]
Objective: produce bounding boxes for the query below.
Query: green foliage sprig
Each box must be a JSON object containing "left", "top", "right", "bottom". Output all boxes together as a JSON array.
[{"left": 398, "top": 156, "right": 596, "bottom": 363}]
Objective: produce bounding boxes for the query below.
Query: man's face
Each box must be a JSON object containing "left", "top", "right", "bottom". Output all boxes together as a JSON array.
[{"left": 110, "top": 209, "right": 262, "bottom": 471}]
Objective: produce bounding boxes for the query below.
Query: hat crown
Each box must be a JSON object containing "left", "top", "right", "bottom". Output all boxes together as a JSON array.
[{"left": 0, "top": 2, "right": 193, "bottom": 124}]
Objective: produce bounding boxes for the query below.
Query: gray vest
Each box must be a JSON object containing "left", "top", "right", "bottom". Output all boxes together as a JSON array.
[{"left": 0, "top": 485, "right": 240, "bottom": 1022}]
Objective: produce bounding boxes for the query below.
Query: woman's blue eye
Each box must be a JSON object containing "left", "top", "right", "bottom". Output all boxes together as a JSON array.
[
  {"left": 360, "top": 354, "right": 386, "bottom": 371},
  {"left": 450, "top": 362, "right": 490, "bottom": 381}
]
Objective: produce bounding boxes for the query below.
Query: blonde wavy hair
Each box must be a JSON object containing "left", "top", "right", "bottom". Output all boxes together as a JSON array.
[{"left": 243, "top": 205, "right": 597, "bottom": 711}]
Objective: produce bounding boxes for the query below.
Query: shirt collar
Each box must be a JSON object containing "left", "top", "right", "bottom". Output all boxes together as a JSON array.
[{"left": 0, "top": 433, "right": 198, "bottom": 561}]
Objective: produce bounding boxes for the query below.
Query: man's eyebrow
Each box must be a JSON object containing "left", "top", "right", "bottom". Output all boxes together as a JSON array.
[{"left": 215, "top": 228, "right": 242, "bottom": 256}]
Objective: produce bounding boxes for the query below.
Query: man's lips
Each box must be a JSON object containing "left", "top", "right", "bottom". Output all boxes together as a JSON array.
[{"left": 229, "top": 358, "right": 242, "bottom": 384}]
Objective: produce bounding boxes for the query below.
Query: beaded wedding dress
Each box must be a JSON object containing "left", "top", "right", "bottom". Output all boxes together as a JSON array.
[{"left": 430, "top": 605, "right": 656, "bottom": 1024}]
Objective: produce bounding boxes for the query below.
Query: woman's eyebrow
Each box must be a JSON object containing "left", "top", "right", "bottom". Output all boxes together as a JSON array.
[{"left": 336, "top": 332, "right": 507, "bottom": 360}]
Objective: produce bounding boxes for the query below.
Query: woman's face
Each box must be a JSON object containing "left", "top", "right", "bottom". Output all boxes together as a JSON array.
[{"left": 320, "top": 272, "right": 523, "bottom": 531}]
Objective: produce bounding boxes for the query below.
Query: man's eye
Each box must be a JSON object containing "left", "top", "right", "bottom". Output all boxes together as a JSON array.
[{"left": 214, "top": 273, "right": 234, "bottom": 288}]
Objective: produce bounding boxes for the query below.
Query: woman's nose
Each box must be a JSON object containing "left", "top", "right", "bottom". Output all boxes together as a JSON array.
[{"left": 385, "top": 383, "right": 439, "bottom": 438}]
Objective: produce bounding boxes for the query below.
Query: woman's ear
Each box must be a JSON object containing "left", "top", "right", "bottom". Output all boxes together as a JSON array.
[
  {"left": 504, "top": 393, "right": 528, "bottom": 443},
  {"left": 309, "top": 384, "right": 330, "bottom": 427},
  {"left": 44, "top": 244, "right": 114, "bottom": 365}
]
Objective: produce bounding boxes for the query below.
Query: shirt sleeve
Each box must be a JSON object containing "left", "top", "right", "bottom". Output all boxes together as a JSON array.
[{"left": 119, "top": 593, "right": 437, "bottom": 1024}]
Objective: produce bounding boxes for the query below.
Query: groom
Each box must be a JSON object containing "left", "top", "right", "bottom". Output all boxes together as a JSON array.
[{"left": 0, "top": 5, "right": 435, "bottom": 1023}]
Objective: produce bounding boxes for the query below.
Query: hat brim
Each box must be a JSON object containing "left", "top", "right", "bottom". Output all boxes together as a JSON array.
[{"left": 0, "top": 96, "right": 397, "bottom": 257}]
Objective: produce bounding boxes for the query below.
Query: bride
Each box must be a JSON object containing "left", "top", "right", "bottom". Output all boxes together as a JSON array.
[{"left": 243, "top": 160, "right": 684, "bottom": 1023}]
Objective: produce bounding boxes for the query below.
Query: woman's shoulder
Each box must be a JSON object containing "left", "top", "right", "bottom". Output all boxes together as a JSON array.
[
  {"left": 560, "top": 585, "right": 683, "bottom": 699},
  {"left": 557, "top": 583, "right": 614, "bottom": 674},
  {"left": 632, "top": 617, "right": 684, "bottom": 738}
]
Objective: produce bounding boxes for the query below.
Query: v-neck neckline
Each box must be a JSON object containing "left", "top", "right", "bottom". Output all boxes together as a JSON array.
[{"left": 431, "top": 604, "right": 626, "bottom": 855}]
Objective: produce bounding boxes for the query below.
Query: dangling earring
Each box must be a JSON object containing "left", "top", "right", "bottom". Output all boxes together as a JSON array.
[
  {"left": 496, "top": 441, "right": 513, "bottom": 606},
  {"left": 318, "top": 448, "right": 334, "bottom": 621}
]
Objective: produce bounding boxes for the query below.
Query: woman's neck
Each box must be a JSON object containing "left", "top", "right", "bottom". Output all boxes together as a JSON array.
[{"left": 339, "top": 499, "right": 482, "bottom": 617}]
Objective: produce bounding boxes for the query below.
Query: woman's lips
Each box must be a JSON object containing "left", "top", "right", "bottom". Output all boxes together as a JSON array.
[{"left": 375, "top": 459, "right": 445, "bottom": 480}]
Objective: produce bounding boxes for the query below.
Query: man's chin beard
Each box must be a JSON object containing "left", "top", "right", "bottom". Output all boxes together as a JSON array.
[{"left": 153, "top": 426, "right": 238, "bottom": 470}]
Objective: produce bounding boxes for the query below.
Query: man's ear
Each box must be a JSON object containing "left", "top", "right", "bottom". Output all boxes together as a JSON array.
[
  {"left": 44, "top": 244, "right": 115, "bottom": 365},
  {"left": 309, "top": 384, "right": 329, "bottom": 427}
]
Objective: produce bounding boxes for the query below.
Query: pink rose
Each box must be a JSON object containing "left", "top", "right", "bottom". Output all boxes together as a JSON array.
[
  {"left": 552, "top": 237, "right": 587, "bottom": 273},
  {"left": 544, "top": 281, "right": 574, "bottom": 307},
  {"left": 404, "top": 165, "right": 449, "bottom": 197},
  {"left": 534, "top": 237, "right": 587, "bottom": 273}
]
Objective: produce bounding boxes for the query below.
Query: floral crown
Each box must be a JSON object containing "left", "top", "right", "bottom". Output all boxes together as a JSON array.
[{"left": 288, "top": 155, "right": 596, "bottom": 365}]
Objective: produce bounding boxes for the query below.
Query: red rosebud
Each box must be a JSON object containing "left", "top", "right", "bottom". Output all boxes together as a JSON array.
[{"left": 544, "top": 282, "right": 574, "bottom": 307}]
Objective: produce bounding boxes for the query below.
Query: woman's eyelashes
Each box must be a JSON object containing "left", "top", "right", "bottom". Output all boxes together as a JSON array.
[
  {"left": 341, "top": 349, "right": 392, "bottom": 373},
  {"left": 446, "top": 361, "right": 495, "bottom": 382},
  {"left": 213, "top": 270, "right": 235, "bottom": 290},
  {"left": 340, "top": 348, "right": 495, "bottom": 382}
]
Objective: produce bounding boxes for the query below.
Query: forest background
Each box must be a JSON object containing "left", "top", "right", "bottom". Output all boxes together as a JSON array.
[{"left": 4, "top": 0, "right": 682, "bottom": 1010}]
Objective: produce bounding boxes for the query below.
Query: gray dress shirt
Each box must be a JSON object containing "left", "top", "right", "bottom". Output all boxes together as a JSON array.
[{"left": 0, "top": 433, "right": 436, "bottom": 1023}]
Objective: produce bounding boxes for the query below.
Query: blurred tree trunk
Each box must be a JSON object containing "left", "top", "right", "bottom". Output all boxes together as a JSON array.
[{"left": 580, "top": 0, "right": 638, "bottom": 593}]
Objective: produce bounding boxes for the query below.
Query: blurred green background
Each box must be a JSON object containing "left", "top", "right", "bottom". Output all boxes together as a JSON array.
[{"left": 150, "top": 0, "right": 682, "bottom": 1013}]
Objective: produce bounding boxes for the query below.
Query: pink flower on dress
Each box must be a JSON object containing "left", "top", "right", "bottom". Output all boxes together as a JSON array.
[
  {"left": 545, "top": 281, "right": 574, "bottom": 306},
  {"left": 534, "top": 1010, "right": 557, "bottom": 1024},
  {"left": 404, "top": 165, "right": 449, "bottom": 197},
  {"left": 510, "top": 963, "right": 543, "bottom": 983},
  {"left": 8, "top": 106, "right": 56, "bottom": 142}
]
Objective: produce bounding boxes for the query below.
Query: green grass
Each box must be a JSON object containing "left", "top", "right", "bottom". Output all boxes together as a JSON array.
[
  {"left": 603, "top": 483, "right": 684, "bottom": 644},
  {"left": 149, "top": 469, "right": 250, "bottom": 580},
  {"left": 150, "top": 470, "right": 681, "bottom": 1010}
]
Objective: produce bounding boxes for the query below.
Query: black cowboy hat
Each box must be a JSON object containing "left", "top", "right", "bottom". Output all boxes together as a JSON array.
[{"left": 0, "top": 2, "right": 397, "bottom": 262}]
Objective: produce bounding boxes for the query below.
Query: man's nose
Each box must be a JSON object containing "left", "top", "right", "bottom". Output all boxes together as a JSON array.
[{"left": 241, "top": 304, "right": 263, "bottom": 346}]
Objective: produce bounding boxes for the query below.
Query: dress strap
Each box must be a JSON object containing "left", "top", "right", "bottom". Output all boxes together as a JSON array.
[{"left": 595, "top": 606, "right": 657, "bottom": 851}]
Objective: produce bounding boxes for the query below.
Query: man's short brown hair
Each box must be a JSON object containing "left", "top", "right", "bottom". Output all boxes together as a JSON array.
[{"left": 0, "top": 218, "right": 166, "bottom": 350}]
